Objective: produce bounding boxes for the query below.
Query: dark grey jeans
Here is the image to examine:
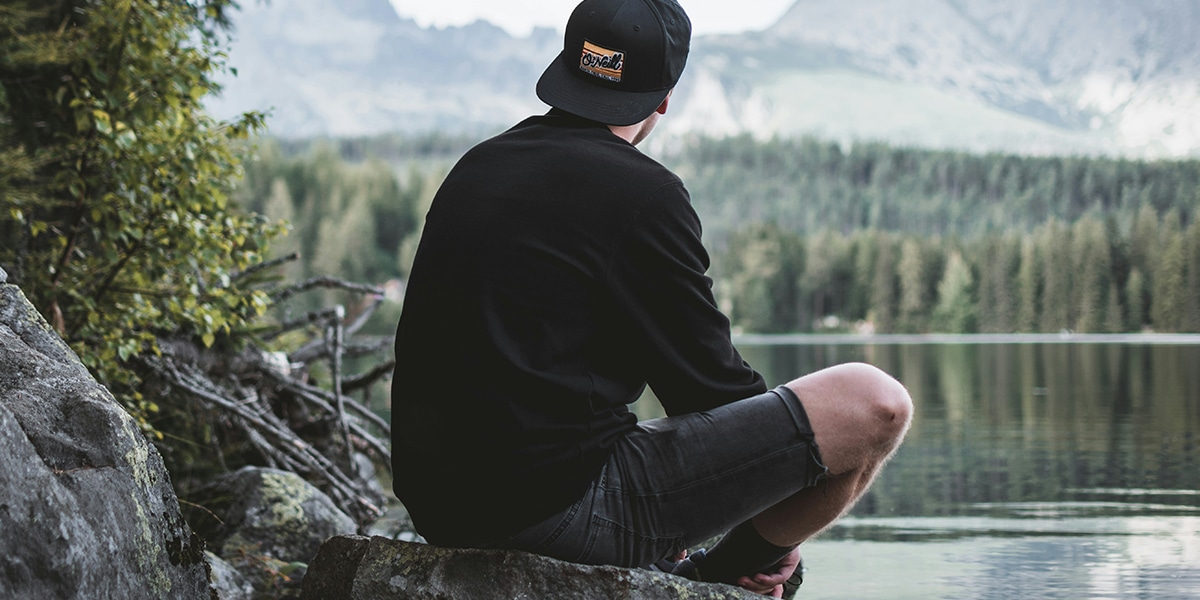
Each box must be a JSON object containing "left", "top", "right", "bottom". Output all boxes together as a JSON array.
[{"left": 498, "top": 386, "right": 828, "bottom": 568}]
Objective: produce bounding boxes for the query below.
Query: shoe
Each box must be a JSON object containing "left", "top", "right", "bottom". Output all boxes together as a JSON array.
[
  {"left": 668, "top": 548, "right": 707, "bottom": 581},
  {"left": 647, "top": 556, "right": 679, "bottom": 573},
  {"left": 671, "top": 548, "right": 805, "bottom": 597}
]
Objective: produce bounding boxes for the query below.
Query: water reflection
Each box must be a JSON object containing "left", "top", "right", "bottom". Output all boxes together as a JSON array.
[{"left": 712, "top": 342, "right": 1200, "bottom": 599}]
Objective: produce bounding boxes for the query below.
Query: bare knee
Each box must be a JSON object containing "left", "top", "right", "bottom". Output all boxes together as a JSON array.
[
  {"left": 849, "top": 357, "right": 912, "bottom": 420},
  {"left": 785, "top": 362, "right": 913, "bottom": 467},
  {"left": 851, "top": 363, "right": 913, "bottom": 450}
]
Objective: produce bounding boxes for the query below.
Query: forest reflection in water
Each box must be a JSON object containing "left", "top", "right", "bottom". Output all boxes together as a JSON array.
[{"left": 638, "top": 339, "right": 1200, "bottom": 599}]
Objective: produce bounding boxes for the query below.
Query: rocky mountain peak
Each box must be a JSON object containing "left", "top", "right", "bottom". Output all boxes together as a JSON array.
[{"left": 209, "top": 0, "right": 1200, "bottom": 157}]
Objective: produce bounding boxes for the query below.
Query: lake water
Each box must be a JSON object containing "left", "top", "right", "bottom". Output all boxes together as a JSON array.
[
  {"left": 378, "top": 337, "right": 1199, "bottom": 597},
  {"left": 701, "top": 338, "right": 1200, "bottom": 600}
]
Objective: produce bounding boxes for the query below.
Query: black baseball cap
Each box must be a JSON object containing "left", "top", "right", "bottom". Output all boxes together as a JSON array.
[{"left": 537, "top": 0, "right": 691, "bottom": 126}]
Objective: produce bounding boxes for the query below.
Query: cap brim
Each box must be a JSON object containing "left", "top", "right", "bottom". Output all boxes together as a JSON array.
[{"left": 536, "top": 52, "right": 671, "bottom": 127}]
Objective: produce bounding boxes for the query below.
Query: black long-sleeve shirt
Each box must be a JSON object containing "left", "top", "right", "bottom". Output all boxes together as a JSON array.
[{"left": 390, "top": 110, "right": 766, "bottom": 545}]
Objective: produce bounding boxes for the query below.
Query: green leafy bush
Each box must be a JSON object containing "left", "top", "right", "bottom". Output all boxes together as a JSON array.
[{"left": 1, "top": 0, "right": 281, "bottom": 430}]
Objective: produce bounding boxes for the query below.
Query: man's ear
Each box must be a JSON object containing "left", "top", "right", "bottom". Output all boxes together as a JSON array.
[{"left": 656, "top": 91, "right": 673, "bottom": 115}]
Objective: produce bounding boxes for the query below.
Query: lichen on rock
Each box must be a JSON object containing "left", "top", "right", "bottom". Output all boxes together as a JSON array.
[
  {"left": 0, "top": 281, "right": 211, "bottom": 599},
  {"left": 187, "top": 466, "right": 356, "bottom": 564}
]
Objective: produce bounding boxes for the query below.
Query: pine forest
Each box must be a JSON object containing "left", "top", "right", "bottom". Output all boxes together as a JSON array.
[{"left": 237, "top": 133, "right": 1200, "bottom": 336}]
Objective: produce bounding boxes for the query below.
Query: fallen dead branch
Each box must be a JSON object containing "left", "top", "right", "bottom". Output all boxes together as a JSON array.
[{"left": 140, "top": 266, "right": 395, "bottom": 529}]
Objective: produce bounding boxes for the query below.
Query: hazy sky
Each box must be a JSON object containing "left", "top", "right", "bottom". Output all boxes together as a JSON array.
[{"left": 387, "top": 0, "right": 796, "bottom": 37}]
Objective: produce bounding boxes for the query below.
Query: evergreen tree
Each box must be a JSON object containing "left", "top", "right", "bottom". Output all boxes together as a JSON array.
[
  {"left": 1104, "top": 214, "right": 1131, "bottom": 311},
  {"left": 1038, "top": 220, "right": 1073, "bottom": 332},
  {"left": 932, "top": 251, "right": 977, "bottom": 333},
  {"left": 233, "top": 140, "right": 433, "bottom": 308},
  {"left": 723, "top": 222, "right": 803, "bottom": 333},
  {"left": 262, "top": 178, "right": 301, "bottom": 280},
  {"left": 1151, "top": 212, "right": 1186, "bottom": 332},
  {"left": 1072, "top": 215, "right": 1112, "bottom": 333},
  {"left": 1186, "top": 218, "right": 1200, "bottom": 332},
  {"left": 1126, "top": 268, "right": 1147, "bottom": 332},
  {"left": 869, "top": 234, "right": 899, "bottom": 333},
  {"left": 978, "top": 233, "right": 1021, "bottom": 333},
  {"left": 1127, "top": 204, "right": 1160, "bottom": 319},
  {"left": 1016, "top": 237, "right": 1042, "bottom": 332},
  {"left": 799, "top": 229, "right": 853, "bottom": 329},
  {"left": 848, "top": 231, "right": 877, "bottom": 321},
  {"left": 897, "top": 237, "right": 934, "bottom": 333},
  {"left": 1104, "top": 285, "right": 1124, "bottom": 333},
  {"left": 312, "top": 189, "right": 377, "bottom": 287}
]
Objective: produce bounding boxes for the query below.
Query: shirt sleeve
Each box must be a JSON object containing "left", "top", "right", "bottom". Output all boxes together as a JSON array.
[{"left": 606, "top": 181, "right": 767, "bottom": 415}]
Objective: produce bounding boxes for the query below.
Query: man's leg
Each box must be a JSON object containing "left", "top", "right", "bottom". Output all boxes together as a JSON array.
[
  {"left": 755, "top": 361, "right": 913, "bottom": 545},
  {"left": 497, "top": 362, "right": 910, "bottom": 584},
  {"left": 689, "top": 362, "right": 912, "bottom": 589}
]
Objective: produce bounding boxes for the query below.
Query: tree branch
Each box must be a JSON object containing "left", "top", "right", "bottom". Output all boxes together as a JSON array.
[
  {"left": 270, "top": 275, "right": 382, "bottom": 302},
  {"left": 259, "top": 366, "right": 390, "bottom": 435},
  {"left": 262, "top": 307, "right": 342, "bottom": 341},
  {"left": 142, "top": 354, "right": 386, "bottom": 525},
  {"left": 343, "top": 359, "right": 395, "bottom": 394},
  {"left": 231, "top": 252, "right": 300, "bottom": 282}
]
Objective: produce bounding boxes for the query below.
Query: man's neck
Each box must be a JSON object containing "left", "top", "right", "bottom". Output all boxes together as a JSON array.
[
  {"left": 608, "top": 117, "right": 658, "bottom": 146},
  {"left": 607, "top": 123, "right": 641, "bottom": 145}
]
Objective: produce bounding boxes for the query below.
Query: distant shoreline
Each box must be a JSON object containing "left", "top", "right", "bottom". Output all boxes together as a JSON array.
[{"left": 733, "top": 332, "right": 1200, "bottom": 346}]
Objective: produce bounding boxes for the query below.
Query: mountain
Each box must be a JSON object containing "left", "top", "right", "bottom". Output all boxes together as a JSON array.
[
  {"left": 678, "top": 0, "right": 1200, "bottom": 156},
  {"left": 208, "top": 0, "right": 558, "bottom": 136},
  {"left": 207, "top": 0, "right": 1200, "bottom": 157}
]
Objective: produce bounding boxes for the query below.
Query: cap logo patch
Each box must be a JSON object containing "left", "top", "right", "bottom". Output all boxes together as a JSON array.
[{"left": 579, "top": 40, "right": 624, "bottom": 82}]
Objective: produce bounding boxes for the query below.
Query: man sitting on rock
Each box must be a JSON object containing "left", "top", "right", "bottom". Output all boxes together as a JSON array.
[{"left": 388, "top": 0, "right": 913, "bottom": 596}]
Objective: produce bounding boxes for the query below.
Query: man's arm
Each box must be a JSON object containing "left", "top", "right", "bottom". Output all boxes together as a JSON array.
[{"left": 606, "top": 182, "right": 766, "bottom": 414}]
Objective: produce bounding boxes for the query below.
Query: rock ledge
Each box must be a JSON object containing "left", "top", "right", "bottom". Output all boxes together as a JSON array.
[{"left": 302, "top": 535, "right": 759, "bottom": 600}]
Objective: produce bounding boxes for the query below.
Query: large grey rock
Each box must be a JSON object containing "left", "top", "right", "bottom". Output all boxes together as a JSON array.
[
  {"left": 0, "top": 282, "right": 211, "bottom": 598},
  {"left": 187, "top": 466, "right": 357, "bottom": 565},
  {"left": 185, "top": 466, "right": 356, "bottom": 598},
  {"left": 301, "top": 535, "right": 760, "bottom": 600}
]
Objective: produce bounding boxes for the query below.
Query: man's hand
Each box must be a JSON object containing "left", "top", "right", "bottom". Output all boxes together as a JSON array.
[{"left": 734, "top": 546, "right": 801, "bottom": 598}]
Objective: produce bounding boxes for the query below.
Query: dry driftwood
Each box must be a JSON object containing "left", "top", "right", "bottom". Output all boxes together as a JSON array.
[{"left": 141, "top": 265, "right": 393, "bottom": 528}]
